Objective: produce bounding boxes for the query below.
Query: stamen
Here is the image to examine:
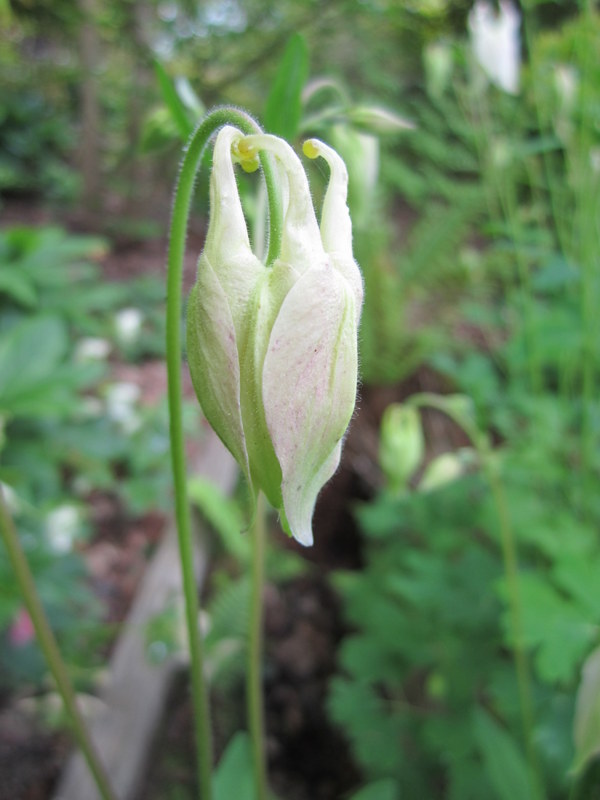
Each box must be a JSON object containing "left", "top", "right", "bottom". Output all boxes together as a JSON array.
[{"left": 231, "top": 137, "right": 260, "bottom": 173}]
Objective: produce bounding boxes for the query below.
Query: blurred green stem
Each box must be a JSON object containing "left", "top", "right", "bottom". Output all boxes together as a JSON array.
[
  {"left": 484, "top": 462, "right": 543, "bottom": 800},
  {"left": 520, "top": 7, "right": 570, "bottom": 262},
  {"left": 407, "top": 394, "right": 544, "bottom": 799},
  {"left": 247, "top": 492, "right": 268, "bottom": 800},
  {"left": 166, "top": 107, "right": 282, "bottom": 800},
  {"left": 0, "top": 488, "right": 117, "bottom": 800},
  {"left": 574, "top": 2, "right": 597, "bottom": 511},
  {"left": 466, "top": 85, "right": 540, "bottom": 392}
]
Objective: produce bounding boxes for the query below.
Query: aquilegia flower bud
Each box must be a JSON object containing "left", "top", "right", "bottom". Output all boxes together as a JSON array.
[{"left": 186, "top": 125, "right": 363, "bottom": 546}]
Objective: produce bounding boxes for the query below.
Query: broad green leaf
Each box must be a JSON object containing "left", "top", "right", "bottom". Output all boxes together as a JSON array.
[
  {"left": 573, "top": 646, "right": 600, "bottom": 774},
  {"left": 0, "top": 316, "right": 67, "bottom": 405},
  {"left": 213, "top": 732, "right": 254, "bottom": 800},
  {"left": 264, "top": 33, "right": 309, "bottom": 140},
  {"left": 473, "top": 707, "right": 534, "bottom": 800}
]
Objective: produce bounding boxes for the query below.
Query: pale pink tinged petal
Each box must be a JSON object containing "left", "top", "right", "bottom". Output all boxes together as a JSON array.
[
  {"left": 186, "top": 257, "right": 250, "bottom": 480},
  {"left": 262, "top": 263, "right": 358, "bottom": 546}
]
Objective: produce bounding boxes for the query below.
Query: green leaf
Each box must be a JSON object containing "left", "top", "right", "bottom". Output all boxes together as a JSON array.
[
  {"left": 153, "top": 60, "right": 193, "bottom": 140},
  {"left": 573, "top": 646, "right": 600, "bottom": 774},
  {"left": 213, "top": 732, "right": 254, "bottom": 800},
  {"left": 328, "top": 677, "right": 400, "bottom": 776},
  {"left": 553, "top": 555, "right": 600, "bottom": 619},
  {"left": 571, "top": 757, "right": 600, "bottom": 800},
  {"left": 473, "top": 707, "right": 534, "bottom": 800},
  {"left": 0, "top": 265, "right": 37, "bottom": 307},
  {"left": 501, "top": 573, "right": 595, "bottom": 684},
  {"left": 0, "top": 316, "right": 67, "bottom": 409},
  {"left": 350, "top": 779, "right": 398, "bottom": 800},
  {"left": 264, "top": 33, "right": 309, "bottom": 140},
  {"left": 187, "top": 476, "right": 249, "bottom": 563}
]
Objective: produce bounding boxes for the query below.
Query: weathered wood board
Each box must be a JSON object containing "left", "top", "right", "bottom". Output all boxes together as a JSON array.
[{"left": 53, "top": 431, "right": 237, "bottom": 800}]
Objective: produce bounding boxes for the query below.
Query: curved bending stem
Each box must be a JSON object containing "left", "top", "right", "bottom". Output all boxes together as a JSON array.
[
  {"left": 166, "top": 107, "right": 282, "bottom": 800},
  {"left": 0, "top": 489, "right": 117, "bottom": 800}
]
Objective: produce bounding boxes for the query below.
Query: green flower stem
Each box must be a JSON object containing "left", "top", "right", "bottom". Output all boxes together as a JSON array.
[
  {"left": 166, "top": 107, "right": 282, "bottom": 799},
  {"left": 574, "top": 2, "right": 597, "bottom": 514},
  {"left": 484, "top": 463, "right": 543, "bottom": 800},
  {"left": 0, "top": 488, "right": 117, "bottom": 800},
  {"left": 247, "top": 492, "right": 268, "bottom": 800}
]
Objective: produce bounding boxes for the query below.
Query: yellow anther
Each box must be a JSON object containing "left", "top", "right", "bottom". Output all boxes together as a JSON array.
[
  {"left": 302, "top": 139, "right": 321, "bottom": 160},
  {"left": 231, "top": 137, "right": 260, "bottom": 173}
]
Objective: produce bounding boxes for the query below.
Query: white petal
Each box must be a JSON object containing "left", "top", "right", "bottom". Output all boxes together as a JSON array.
[
  {"left": 262, "top": 262, "right": 358, "bottom": 546},
  {"left": 238, "top": 133, "right": 325, "bottom": 273},
  {"left": 303, "top": 138, "right": 363, "bottom": 320},
  {"left": 187, "top": 257, "right": 250, "bottom": 480},
  {"left": 204, "top": 126, "right": 263, "bottom": 330}
]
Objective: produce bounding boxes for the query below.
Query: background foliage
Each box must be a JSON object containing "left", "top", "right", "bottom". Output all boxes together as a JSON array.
[{"left": 1, "top": 0, "right": 599, "bottom": 798}]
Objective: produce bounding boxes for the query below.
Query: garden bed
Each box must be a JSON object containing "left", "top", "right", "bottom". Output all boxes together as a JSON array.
[{"left": 0, "top": 356, "right": 463, "bottom": 800}]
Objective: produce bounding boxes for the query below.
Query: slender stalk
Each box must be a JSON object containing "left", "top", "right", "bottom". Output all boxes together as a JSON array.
[
  {"left": 0, "top": 488, "right": 117, "bottom": 800},
  {"left": 574, "top": 1, "right": 597, "bottom": 514},
  {"left": 475, "top": 90, "right": 541, "bottom": 393},
  {"left": 484, "top": 463, "right": 543, "bottom": 800},
  {"left": 166, "top": 107, "right": 282, "bottom": 799},
  {"left": 520, "top": 6, "right": 571, "bottom": 262},
  {"left": 407, "top": 394, "right": 544, "bottom": 798},
  {"left": 247, "top": 492, "right": 268, "bottom": 800}
]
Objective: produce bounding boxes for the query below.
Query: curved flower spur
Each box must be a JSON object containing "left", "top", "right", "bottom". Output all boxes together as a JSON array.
[{"left": 186, "top": 126, "right": 363, "bottom": 546}]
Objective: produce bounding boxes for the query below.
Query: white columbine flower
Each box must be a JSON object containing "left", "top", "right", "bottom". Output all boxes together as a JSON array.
[
  {"left": 75, "top": 337, "right": 111, "bottom": 362},
  {"left": 115, "top": 308, "right": 144, "bottom": 345},
  {"left": 105, "top": 381, "right": 142, "bottom": 434},
  {"left": 45, "top": 504, "right": 82, "bottom": 554},
  {"left": 468, "top": 0, "right": 521, "bottom": 95},
  {"left": 186, "top": 126, "right": 363, "bottom": 546}
]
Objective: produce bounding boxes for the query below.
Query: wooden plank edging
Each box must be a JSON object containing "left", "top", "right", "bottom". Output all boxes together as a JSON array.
[{"left": 53, "top": 431, "right": 237, "bottom": 800}]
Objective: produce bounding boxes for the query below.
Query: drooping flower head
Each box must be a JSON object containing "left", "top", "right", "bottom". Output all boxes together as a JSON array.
[
  {"left": 468, "top": 0, "right": 521, "bottom": 95},
  {"left": 186, "top": 126, "right": 362, "bottom": 546}
]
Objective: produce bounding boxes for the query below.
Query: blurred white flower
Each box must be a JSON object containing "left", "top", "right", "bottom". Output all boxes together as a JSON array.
[
  {"left": 379, "top": 404, "right": 424, "bottom": 493},
  {"left": 329, "top": 124, "right": 379, "bottom": 228},
  {"left": 105, "top": 381, "right": 142, "bottom": 434},
  {"left": 45, "top": 504, "right": 81, "bottom": 554},
  {"left": 114, "top": 308, "right": 143, "bottom": 346},
  {"left": 76, "top": 396, "right": 104, "bottom": 420},
  {"left": 555, "top": 64, "right": 578, "bottom": 110},
  {"left": 468, "top": 0, "right": 520, "bottom": 95},
  {"left": 490, "top": 136, "right": 513, "bottom": 169},
  {"left": 419, "top": 448, "right": 477, "bottom": 492},
  {"left": 554, "top": 64, "right": 578, "bottom": 143},
  {"left": 0, "top": 481, "right": 20, "bottom": 514},
  {"left": 75, "top": 337, "right": 111, "bottom": 362},
  {"left": 424, "top": 40, "right": 453, "bottom": 99},
  {"left": 347, "top": 105, "right": 415, "bottom": 134}
]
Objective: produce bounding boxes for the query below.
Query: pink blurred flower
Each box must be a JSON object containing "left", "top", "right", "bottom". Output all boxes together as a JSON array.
[{"left": 9, "top": 607, "right": 35, "bottom": 646}]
